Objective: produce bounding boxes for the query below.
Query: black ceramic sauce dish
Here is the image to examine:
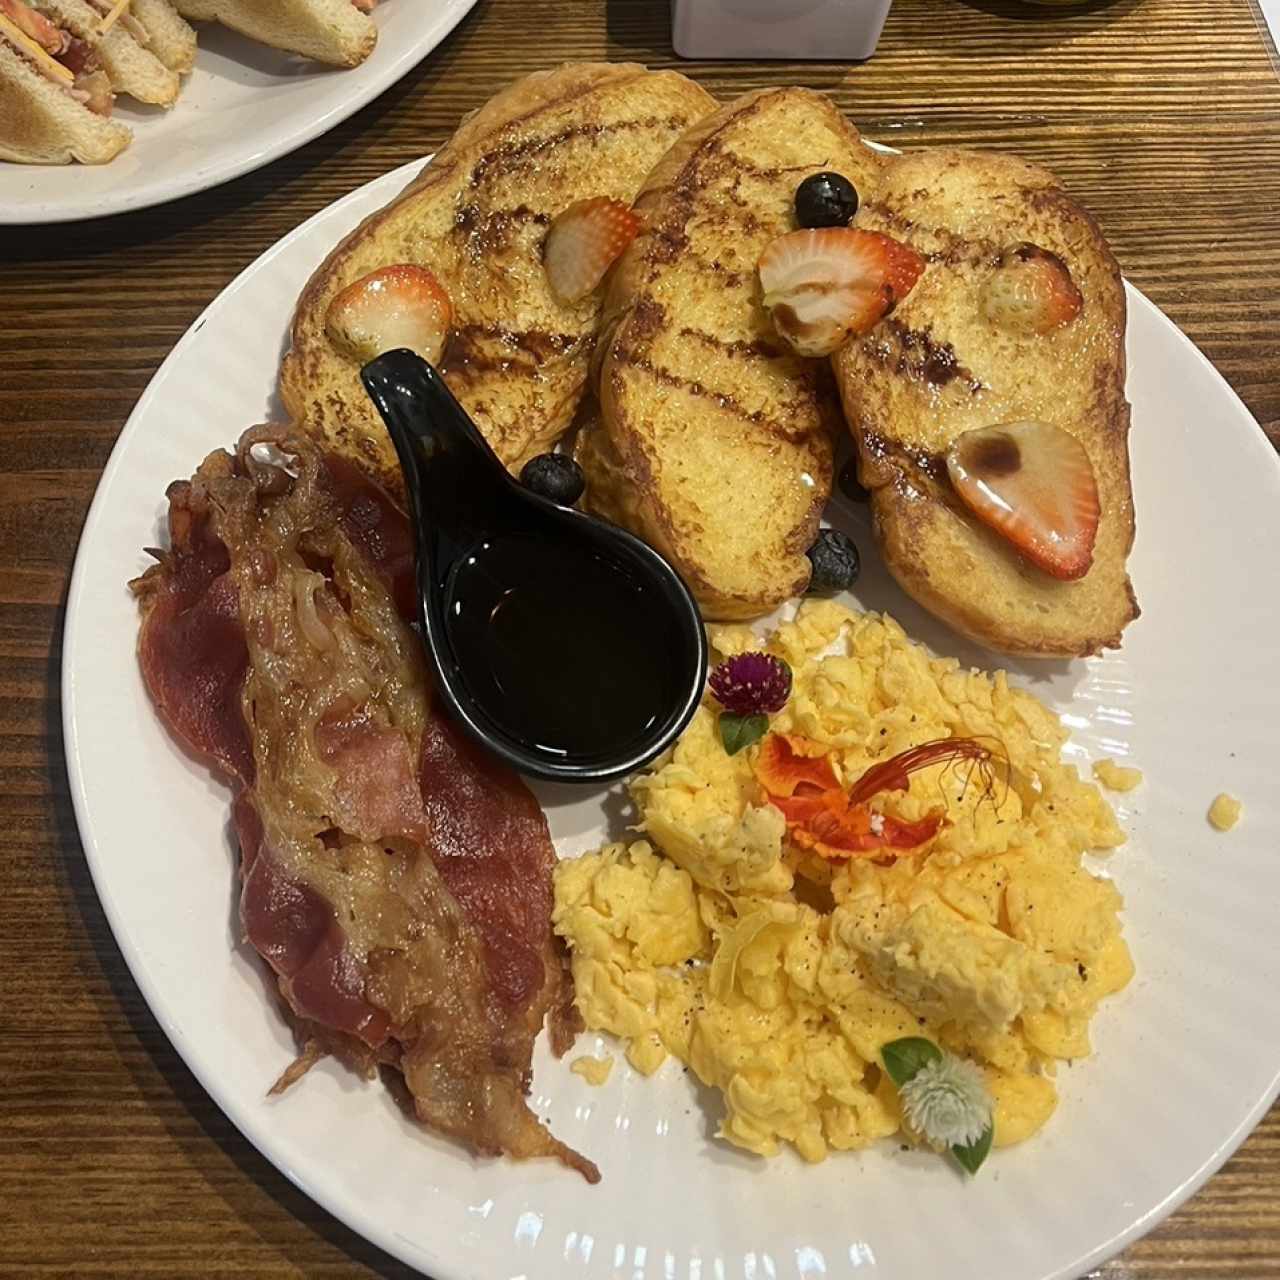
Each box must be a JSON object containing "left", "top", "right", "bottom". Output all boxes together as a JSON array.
[{"left": 361, "top": 349, "right": 708, "bottom": 784}]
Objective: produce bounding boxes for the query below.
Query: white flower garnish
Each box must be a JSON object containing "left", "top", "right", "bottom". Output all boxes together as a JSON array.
[{"left": 899, "top": 1052, "right": 992, "bottom": 1149}]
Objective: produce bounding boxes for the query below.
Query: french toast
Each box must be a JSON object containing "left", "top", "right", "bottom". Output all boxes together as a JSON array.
[
  {"left": 833, "top": 148, "right": 1138, "bottom": 657},
  {"left": 589, "top": 88, "right": 884, "bottom": 622},
  {"left": 281, "top": 63, "right": 717, "bottom": 497}
]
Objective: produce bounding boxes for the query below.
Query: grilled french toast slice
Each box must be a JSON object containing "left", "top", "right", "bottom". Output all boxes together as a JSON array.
[
  {"left": 281, "top": 63, "right": 716, "bottom": 496},
  {"left": 591, "top": 88, "right": 884, "bottom": 621},
  {"left": 833, "top": 148, "right": 1138, "bottom": 657}
]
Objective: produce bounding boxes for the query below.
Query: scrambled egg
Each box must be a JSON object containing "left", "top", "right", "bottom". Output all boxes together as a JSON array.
[
  {"left": 1094, "top": 759, "right": 1143, "bottom": 792},
  {"left": 553, "top": 602, "right": 1134, "bottom": 1163},
  {"left": 1208, "top": 793, "right": 1242, "bottom": 831},
  {"left": 570, "top": 1055, "right": 615, "bottom": 1086}
]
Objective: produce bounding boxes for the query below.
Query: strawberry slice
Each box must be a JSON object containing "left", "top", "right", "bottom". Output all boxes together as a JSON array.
[
  {"left": 980, "top": 245, "right": 1082, "bottom": 336},
  {"left": 947, "top": 420, "right": 1100, "bottom": 580},
  {"left": 757, "top": 228, "right": 926, "bottom": 358},
  {"left": 544, "top": 197, "right": 641, "bottom": 304},
  {"left": 325, "top": 264, "right": 452, "bottom": 366}
]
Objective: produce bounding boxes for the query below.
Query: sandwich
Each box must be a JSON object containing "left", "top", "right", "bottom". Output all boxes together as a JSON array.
[
  {"left": 282, "top": 62, "right": 717, "bottom": 496},
  {"left": 172, "top": 0, "right": 379, "bottom": 68},
  {"left": 586, "top": 87, "right": 888, "bottom": 622},
  {"left": 28, "top": 0, "right": 194, "bottom": 106},
  {"left": 0, "top": 0, "right": 131, "bottom": 163},
  {"left": 832, "top": 148, "right": 1138, "bottom": 657},
  {"left": 130, "top": 0, "right": 197, "bottom": 74}
]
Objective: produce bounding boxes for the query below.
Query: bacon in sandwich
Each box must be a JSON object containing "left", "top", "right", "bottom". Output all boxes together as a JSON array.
[{"left": 28, "top": 0, "right": 195, "bottom": 106}]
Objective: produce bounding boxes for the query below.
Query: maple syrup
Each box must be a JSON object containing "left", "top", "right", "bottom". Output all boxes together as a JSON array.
[{"left": 444, "top": 533, "right": 686, "bottom": 760}]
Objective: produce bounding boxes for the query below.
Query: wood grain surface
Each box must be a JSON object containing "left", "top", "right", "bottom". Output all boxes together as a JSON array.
[{"left": 2, "top": 0, "right": 1278, "bottom": 1275}]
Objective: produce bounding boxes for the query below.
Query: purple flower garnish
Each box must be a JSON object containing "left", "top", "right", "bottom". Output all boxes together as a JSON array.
[{"left": 708, "top": 652, "right": 792, "bottom": 716}]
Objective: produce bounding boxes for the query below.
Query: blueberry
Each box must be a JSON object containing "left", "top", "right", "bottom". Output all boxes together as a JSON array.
[
  {"left": 838, "top": 458, "right": 870, "bottom": 503},
  {"left": 806, "top": 528, "right": 861, "bottom": 595},
  {"left": 795, "top": 171, "right": 859, "bottom": 229},
  {"left": 519, "top": 452, "right": 585, "bottom": 506}
]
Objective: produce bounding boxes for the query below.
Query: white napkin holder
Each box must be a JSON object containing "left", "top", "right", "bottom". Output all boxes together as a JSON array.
[{"left": 672, "top": 0, "right": 893, "bottom": 61}]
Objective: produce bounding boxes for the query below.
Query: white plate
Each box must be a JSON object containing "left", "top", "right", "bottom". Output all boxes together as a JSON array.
[
  {"left": 0, "top": 3, "right": 476, "bottom": 224},
  {"left": 63, "top": 161, "right": 1280, "bottom": 1280}
]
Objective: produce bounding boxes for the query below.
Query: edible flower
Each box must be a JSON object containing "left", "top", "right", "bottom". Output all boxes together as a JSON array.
[
  {"left": 881, "top": 1036, "right": 994, "bottom": 1175},
  {"left": 901, "top": 1055, "right": 991, "bottom": 1149},
  {"left": 754, "top": 734, "right": 1001, "bottom": 859},
  {"left": 709, "top": 652, "right": 792, "bottom": 755},
  {"left": 709, "top": 652, "right": 792, "bottom": 716}
]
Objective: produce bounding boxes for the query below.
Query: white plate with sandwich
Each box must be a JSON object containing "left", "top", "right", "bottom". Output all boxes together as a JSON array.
[{"left": 0, "top": 0, "right": 479, "bottom": 223}]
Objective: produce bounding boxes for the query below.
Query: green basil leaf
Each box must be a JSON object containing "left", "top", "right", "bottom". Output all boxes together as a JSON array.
[
  {"left": 952, "top": 1123, "right": 994, "bottom": 1176},
  {"left": 720, "top": 713, "right": 768, "bottom": 756},
  {"left": 880, "top": 1036, "right": 943, "bottom": 1087}
]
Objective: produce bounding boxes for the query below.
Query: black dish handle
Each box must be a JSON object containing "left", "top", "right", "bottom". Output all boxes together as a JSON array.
[{"left": 360, "top": 349, "right": 509, "bottom": 551}]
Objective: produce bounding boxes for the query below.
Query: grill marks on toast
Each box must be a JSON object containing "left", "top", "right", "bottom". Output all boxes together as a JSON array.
[
  {"left": 594, "top": 88, "right": 884, "bottom": 620},
  {"left": 613, "top": 114, "right": 837, "bottom": 447},
  {"left": 281, "top": 65, "right": 717, "bottom": 495},
  {"left": 677, "top": 326, "right": 783, "bottom": 361},
  {"left": 860, "top": 319, "right": 985, "bottom": 396},
  {"left": 860, "top": 198, "right": 1008, "bottom": 269},
  {"left": 440, "top": 322, "right": 580, "bottom": 383},
  {"left": 466, "top": 115, "right": 697, "bottom": 192},
  {"left": 619, "top": 351, "right": 819, "bottom": 449},
  {"left": 861, "top": 429, "right": 950, "bottom": 484},
  {"left": 452, "top": 203, "right": 551, "bottom": 256},
  {"left": 609, "top": 228, "right": 832, "bottom": 451}
]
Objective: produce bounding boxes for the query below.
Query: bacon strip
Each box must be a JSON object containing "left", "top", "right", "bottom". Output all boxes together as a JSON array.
[
  {"left": 134, "top": 469, "right": 253, "bottom": 785},
  {"left": 132, "top": 427, "right": 595, "bottom": 1180},
  {"left": 235, "top": 793, "right": 392, "bottom": 1047}
]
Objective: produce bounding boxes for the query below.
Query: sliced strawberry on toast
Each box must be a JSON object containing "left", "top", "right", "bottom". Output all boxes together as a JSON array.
[
  {"left": 981, "top": 245, "right": 1083, "bottom": 336},
  {"left": 324, "top": 265, "right": 453, "bottom": 367},
  {"left": 947, "top": 420, "right": 1100, "bottom": 581},
  {"left": 758, "top": 228, "right": 926, "bottom": 358},
  {"left": 543, "top": 197, "right": 641, "bottom": 304}
]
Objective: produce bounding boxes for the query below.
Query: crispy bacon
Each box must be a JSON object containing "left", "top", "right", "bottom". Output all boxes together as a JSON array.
[
  {"left": 314, "top": 698, "right": 428, "bottom": 843},
  {"left": 321, "top": 452, "right": 416, "bottom": 620},
  {"left": 57, "top": 34, "right": 94, "bottom": 75},
  {"left": 235, "top": 793, "right": 392, "bottom": 1047},
  {"left": 132, "top": 426, "right": 596, "bottom": 1181},
  {"left": 420, "top": 713, "right": 559, "bottom": 1013},
  {"left": 134, "top": 466, "right": 253, "bottom": 785}
]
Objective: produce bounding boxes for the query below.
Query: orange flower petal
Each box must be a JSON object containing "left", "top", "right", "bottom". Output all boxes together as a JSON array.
[
  {"left": 755, "top": 733, "right": 840, "bottom": 798},
  {"left": 772, "top": 793, "right": 830, "bottom": 824},
  {"left": 774, "top": 791, "right": 946, "bottom": 862}
]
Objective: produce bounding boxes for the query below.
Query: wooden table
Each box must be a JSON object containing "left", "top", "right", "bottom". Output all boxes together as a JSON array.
[{"left": 3, "top": 0, "right": 1278, "bottom": 1274}]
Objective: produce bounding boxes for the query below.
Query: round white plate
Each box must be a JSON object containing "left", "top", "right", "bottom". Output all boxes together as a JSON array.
[
  {"left": 64, "top": 161, "right": 1280, "bottom": 1280},
  {"left": 0, "top": 2, "right": 476, "bottom": 224}
]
